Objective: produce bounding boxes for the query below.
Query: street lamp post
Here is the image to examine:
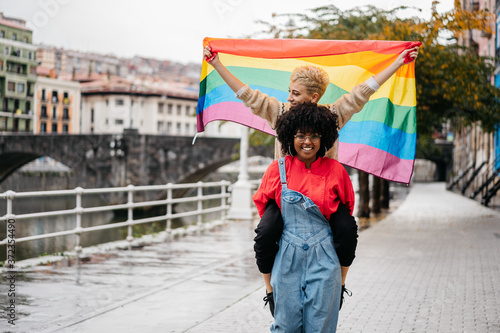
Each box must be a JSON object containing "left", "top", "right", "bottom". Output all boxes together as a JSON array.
[{"left": 227, "top": 125, "right": 253, "bottom": 221}]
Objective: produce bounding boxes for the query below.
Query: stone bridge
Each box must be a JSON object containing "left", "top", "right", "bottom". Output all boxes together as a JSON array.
[{"left": 0, "top": 130, "right": 273, "bottom": 191}]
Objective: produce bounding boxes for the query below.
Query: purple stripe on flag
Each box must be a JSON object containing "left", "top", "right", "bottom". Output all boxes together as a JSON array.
[
  {"left": 339, "top": 142, "right": 415, "bottom": 184},
  {"left": 198, "top": 102, "right": 275, "bottom": 135}
]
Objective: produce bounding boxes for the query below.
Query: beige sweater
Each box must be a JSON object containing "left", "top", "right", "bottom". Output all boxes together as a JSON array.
[{"left": 237, "top": 83, "right": 376, "bottom": 160}]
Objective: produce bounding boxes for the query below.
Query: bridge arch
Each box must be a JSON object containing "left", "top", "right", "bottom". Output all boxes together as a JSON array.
[
  {"left": 0, "top": 132, "right": 273, "bottom": 191},
  {"left": 0, "top": 151, "right": 43, "bottom": 183}
]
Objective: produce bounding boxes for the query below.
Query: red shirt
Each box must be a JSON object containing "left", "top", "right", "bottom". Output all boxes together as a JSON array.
[{"left": 253, "top": 156, "right": 355, "bottom": 219}]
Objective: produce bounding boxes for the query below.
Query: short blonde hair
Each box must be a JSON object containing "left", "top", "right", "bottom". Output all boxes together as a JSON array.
[{"left": 290, "top": 66, "right": 330, "bottom": 99}]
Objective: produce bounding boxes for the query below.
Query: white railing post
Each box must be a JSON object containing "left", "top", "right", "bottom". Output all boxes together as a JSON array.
[
  {"left": 74, "top": 187, "right": 83, "bottom": 255},
  {"left": 197, "top": 181, "right": 203, "bottom": 232},
  {"left": 165, "top": 183, "right": 173, "bottom": 241},
  {"left": 126, "top": 185, "right": 135, "bottom": 248}
]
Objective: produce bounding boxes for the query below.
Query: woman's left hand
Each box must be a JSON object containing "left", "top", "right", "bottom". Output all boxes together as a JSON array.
[{"left": 397, "top": 46, "right": 419, "bottom": 66}]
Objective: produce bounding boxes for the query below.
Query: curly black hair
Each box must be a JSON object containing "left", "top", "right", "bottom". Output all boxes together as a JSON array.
[{"left": 275, "top": 102, "right": 339, "bottom": 157}]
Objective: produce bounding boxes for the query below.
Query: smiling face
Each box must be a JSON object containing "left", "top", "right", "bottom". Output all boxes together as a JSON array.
[
  {"left": 293, "top": 130, "right": 321, "bottom": 168},
  {"left": 287, "top": 81, "right": 319, "bottom": 107}
]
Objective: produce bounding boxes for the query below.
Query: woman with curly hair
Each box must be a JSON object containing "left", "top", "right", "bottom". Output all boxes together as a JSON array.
[{"left": 253, "top": 102, "right": 353, "bottom": 332}]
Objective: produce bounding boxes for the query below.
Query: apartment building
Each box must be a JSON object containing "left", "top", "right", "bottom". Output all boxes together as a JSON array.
[
  {"left": 37, "top": 45, "right": 126, "bottom": 78},
  {"left": 0, "top": 12, "right": 37, "bottom": 132},
  {"left": 35, "top": 73, "right": 81, "bottom": 134},
  {"left": 450, "top": 0, "right": 500, "bottom": 206},
  {"left": 37, "top": 46, "right": 201, "bottom": 86}
]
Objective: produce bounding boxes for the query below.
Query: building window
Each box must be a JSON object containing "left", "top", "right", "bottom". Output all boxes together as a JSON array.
[
  {"left": 106, "top": 99, "right": 109, "bottom": 106},
  {"left": 177, "top": 105, "right": 182, "bottom": 115},
  {"left": 167, "top": 122, "right": 172, "bottom": 133},
  {"left": 176, "top": 123, "right": 181, "bottom": 134},
  {"left": 52, "top": 106, "right": 57, "bottom": 119},
  {"left": 26, "top": 101, "right": 31, "bottom": 114},
  {"left": 63, "top": 92, "right": 69, "bottom": 104},
  {"left": 41, "top": 89, "right": 46, "bottom": 101},
  {"left": 0, "top": 31, "right": 4, "bottom": 38},
  {"left": 25, "top": 119, "right": 31, "bottom": 132},
  {"left": 167, "top": 104, "right": 173, "bottom": 114},
  {"left": 27, "top": 82, "right": 33, "bottom": 96},
  {"left": 17, "top": 83, "right": 25, "bottom": 93},
  {"left": 28, "top": 51, "right": 32, "bottom": 60},
  {"left": 157, "top": 121, "right": 163, "bottom": 132},
  {"left": 63, "top": 108, "right": 69, "bottom": 119},
  {"left": 186, "top": 106, "right": 191, "bottom": 116},
  {"left": 41, "top": 106, "right": 47, "bottom": 118},
  {"left": 185, "top": 123, "right": 190, "bottom": 134},
  {"left": 24, "top": 37, "right": 28, "bottom": 43},
  {"left": 63, "top": 124, "right": 68, "bottom": 133},
  {"left": 115, "top": 119, "right": 124, "bottom": 125},
  {"left": 40, "top": 122, "right": 47, "bottom": 133},
  {"left": 158, "top": 102, "right": 164, "bottom": 114},
  {"left": 52, "top": 123, "right": 58, "bottom": 133},
  {"left": 115, "top": 99, "right": 124, "bottom": 106},
  {"left": 12, "top": 33, "right": 17, "bottom": 41},
  {"left": 7, "top": 82, "right": 15, "bottom": 91},
  {"left": 4, "top": 47, "right": 9, "bottom": 55},
  {"left": 91, "top": 108, "right": 94, "bottom": 123},
  {"left": 51, "top": 91, "right": 58, "bottom": 103}
]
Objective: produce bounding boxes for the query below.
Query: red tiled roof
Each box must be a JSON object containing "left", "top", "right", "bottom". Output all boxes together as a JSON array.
[
  {"left": 0, "top": 17, "right": 30, "bottom": 32},
  {"left": 80, "top": 77, "right": 198, "bottom": 100},
  {"left": 36, "top": 66, "right": 52, "bottom": 77}
]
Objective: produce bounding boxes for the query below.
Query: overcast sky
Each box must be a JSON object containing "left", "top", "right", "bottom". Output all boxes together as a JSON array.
[{"left": 1, "top": 0, "right": 454, "bottom": 64}]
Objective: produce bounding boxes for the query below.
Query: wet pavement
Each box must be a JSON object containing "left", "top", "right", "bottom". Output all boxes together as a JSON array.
[{"left": 1, "top": 182, "right": 500, "bottom": 332}]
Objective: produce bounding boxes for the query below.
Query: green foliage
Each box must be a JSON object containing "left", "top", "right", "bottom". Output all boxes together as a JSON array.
[
  {"left": 255, "top": 1, "right": 500, "bottom": 144},
  {"left": 249, "top": 129, "right": 275, "bottom": 150}
]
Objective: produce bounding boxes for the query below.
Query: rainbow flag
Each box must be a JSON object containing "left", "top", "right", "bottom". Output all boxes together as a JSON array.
[{"left": 197, "top": 38, "right": 420, "bottom": 184}]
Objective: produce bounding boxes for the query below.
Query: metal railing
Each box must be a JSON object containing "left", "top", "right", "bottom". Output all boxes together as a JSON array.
[{"left": 0, "top": 181, "right": 231, "bottom": 262}]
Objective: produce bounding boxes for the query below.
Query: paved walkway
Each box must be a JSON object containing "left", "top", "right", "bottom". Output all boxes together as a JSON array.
[{"left": 1, "top": 183, "right": 500, "bottom": 332}]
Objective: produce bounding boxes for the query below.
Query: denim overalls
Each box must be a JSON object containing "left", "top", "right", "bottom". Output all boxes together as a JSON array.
[{"left": 271, "top": 158, "right": 342, "bottom": 332}]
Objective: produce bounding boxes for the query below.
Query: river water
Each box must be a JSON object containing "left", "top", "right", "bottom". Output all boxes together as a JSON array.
[{"left": 0, "top": 156, "right": 265, "bottom": 262}]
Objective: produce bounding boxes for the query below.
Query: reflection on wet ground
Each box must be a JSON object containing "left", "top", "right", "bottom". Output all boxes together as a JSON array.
[{"left": 0, "top": 221, "right": 262, "bottom": 332}]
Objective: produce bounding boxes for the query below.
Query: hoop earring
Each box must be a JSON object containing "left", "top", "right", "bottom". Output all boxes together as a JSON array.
[{"left": 288, "top": 145, "right": 293, "bottom": 156}]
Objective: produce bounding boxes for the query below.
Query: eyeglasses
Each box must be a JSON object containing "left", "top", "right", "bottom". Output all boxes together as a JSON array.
[{"left": 294, "top": 134, "right": 321, "bottom": 143}]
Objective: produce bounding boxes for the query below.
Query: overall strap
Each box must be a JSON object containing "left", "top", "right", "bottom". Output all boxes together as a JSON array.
[{"left": 278, "top": 157, "right": 287, "bottom": 190}]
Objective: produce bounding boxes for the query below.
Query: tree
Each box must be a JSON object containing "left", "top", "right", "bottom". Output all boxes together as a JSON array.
[
  {"left": 253, "top": 1, "right": 498, "bottom": 217},
  {"left": 258, "top": 2, "right": 499, "bottom": 134}
]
